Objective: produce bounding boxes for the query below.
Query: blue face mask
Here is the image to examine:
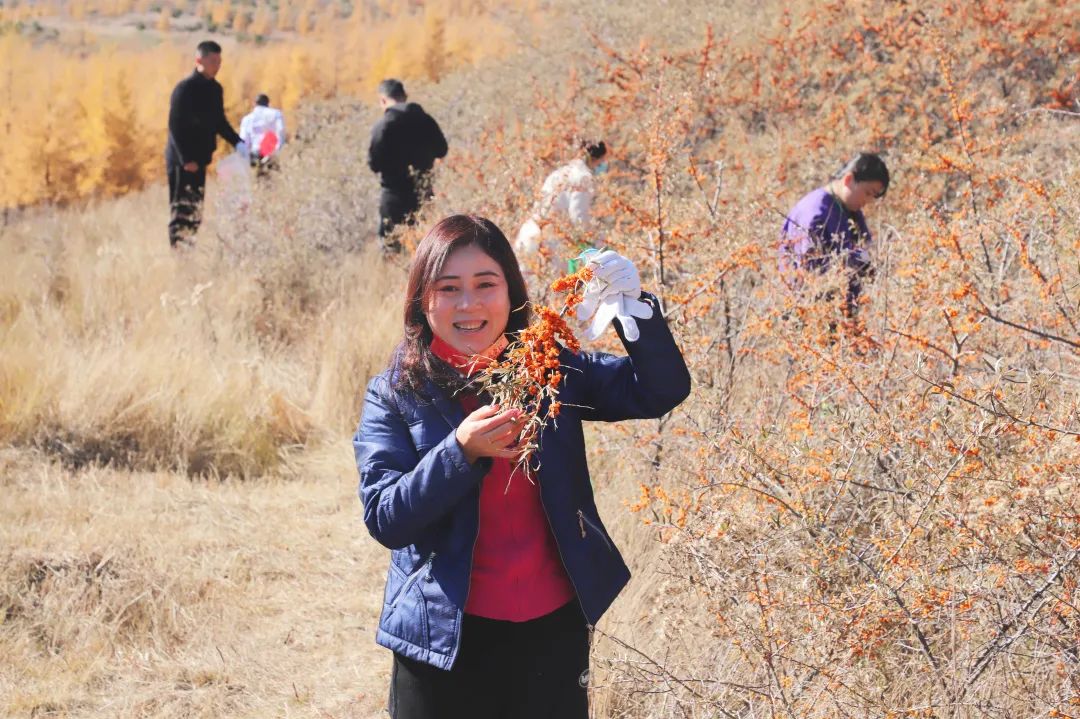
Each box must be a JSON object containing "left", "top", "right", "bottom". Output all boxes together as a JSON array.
[{"left": 593, "top": 161, "right": 609, "bottom": 175}]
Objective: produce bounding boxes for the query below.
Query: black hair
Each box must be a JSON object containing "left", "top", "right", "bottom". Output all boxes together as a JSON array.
[
  {"left": 378, "top": 78, "right": 407, "bottom": 102},
  {"left": 581, "top": 140, "right": 607, "bottom": 160},
  {"left": 836, "top": 152, "right": 890, "bottom": 197},
  {"left": 196, "top": 40, "right": 222, "bottom": 57},
  {"left": 255, "top": 93, "right": 270, "bottom": 107}
]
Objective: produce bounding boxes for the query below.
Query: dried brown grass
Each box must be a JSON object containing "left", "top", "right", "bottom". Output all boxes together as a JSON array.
[{"left": 0, "top": 446, "right": 388, "bottom": 718}]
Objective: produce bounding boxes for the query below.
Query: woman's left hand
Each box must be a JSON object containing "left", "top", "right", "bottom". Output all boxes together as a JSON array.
[{"left": 575, "top": 250, "right": 654, "bottom": 341}]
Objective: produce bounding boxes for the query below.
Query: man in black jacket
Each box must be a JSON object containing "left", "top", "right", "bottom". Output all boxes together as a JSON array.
[
  {"left": 368, "top": 79, "right": 448, "bottom": 252},
  {"left": 166, "top": 40, "right": 245, "bottom": 248}
]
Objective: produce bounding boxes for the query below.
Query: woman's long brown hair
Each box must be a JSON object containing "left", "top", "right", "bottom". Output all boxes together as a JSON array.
[{"left": 392, "top": 214, "right": 531, "bottom": 397}]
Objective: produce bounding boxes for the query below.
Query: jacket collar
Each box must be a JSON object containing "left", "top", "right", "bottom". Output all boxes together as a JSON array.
[
  {"left": 419, "top": 335, "right": 509, "bottom": 429},
  {"left": 427, "top": 340, "right": 499, "bottom": 429}
]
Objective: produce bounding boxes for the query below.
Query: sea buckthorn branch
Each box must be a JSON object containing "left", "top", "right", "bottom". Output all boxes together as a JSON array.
[{"left": 463, "top": 265, "right": 595, "bottom": 483}]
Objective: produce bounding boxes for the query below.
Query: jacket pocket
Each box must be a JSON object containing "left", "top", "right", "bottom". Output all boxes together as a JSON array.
[
  {"left": 577, "top": 510, "right": 614, "bottom": 553},
  {"left": 389, "top": 552, "right": 436, "bottom": 609},
  {"left": 408, "top": 419, "right": 449, "bottom": 455}
]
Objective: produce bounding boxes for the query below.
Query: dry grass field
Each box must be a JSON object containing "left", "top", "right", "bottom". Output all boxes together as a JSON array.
[
  {"left": 2, "top": 0, "right": 1079, "bottom": 717},
  {"left": 1, "top": 446, "right": 390, "bottom": 717}
]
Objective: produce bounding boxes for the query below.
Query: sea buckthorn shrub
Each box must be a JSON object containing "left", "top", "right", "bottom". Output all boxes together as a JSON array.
[{"left": 429, "top": 1, "right": 1080, "bottom": 715}]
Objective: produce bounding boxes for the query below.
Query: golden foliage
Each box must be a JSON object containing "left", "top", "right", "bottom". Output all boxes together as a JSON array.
[{"left": 0, "top": 0, "right": 520, "bottom": 208}]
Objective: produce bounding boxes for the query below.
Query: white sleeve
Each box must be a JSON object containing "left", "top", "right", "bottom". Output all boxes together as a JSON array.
[
  {"left": 567, "top": 185, "right": 593, "bottom": 225},
  {"left": 239, "top": 115, "right": 252, "bottom": 147},
  {"left": 536, "top": 174, "right": 559, "bottom": 219},
  {"left": 515, "top": 219, "right": 542, "bottom": 255}
]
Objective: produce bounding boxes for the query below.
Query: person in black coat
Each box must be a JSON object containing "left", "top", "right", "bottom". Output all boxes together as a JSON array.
[
  {"left": 165, "top": 40, "right": 245, "bottom": 248},
  {"left": 368, "top": 79, "right": 448, "bottom": 252}
]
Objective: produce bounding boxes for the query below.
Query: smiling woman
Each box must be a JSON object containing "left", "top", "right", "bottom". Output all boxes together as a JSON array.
[
  {"left": 425, "top": 244, "right": 512, "bottom": 356},
  {"left": 352, "top": 214, "right": 691, "bottom": 718},
  {"left": 394, "top": 215, "right": 531, "bottom": 398}
]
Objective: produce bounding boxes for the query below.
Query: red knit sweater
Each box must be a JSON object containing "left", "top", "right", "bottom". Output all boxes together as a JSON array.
[{"left": 431, "top": 336, "right": 577, "bottom": 621}]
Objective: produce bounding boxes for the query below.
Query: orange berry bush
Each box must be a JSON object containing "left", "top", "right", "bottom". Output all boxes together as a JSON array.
[{"left": 429, "top": 0, "right": 1080, "bottom": 716}]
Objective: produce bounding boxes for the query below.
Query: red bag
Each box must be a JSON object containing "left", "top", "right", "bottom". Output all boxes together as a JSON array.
[{"left": 258, "top": 131, "right": 279, "bottom": 158}]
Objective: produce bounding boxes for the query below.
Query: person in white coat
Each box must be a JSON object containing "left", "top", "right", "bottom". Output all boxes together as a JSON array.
[
  {"left": 515, "top": 140, "right": 609, "bottom": 284},
  {"left": 239, "top": 94, "right": 286, "bottom": 172}
]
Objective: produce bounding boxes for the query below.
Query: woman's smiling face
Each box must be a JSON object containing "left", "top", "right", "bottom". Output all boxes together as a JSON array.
[{"left": 425, "top": 243, "right": 511, "bottom": 354}]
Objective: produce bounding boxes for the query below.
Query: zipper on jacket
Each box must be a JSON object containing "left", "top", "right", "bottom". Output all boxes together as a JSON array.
[
  {"left": 452, "top": 494, "right": 483, "bottom": 662},
  {"left": 391, "top": 552, "right": 436, "bottom": 609},
  {"left": 578, "top": 509, "right": 614, "bottom": 553},
  {"left": 538, "top": 492, "right": 594, "bottom": 633}
]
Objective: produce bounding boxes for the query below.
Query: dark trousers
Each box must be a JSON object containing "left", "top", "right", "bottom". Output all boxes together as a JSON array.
[
  {"left": 167, "top": 161, "right": 206, "bottom": 247},
  {"left": 249, "top": 153, "right": 278, "bottom": 178},
  {"left": 388, "top": 600, "right": 590, "bottom": 719},
  {"left": 378, "top": 187, "right": 420, "bottom": 251}
]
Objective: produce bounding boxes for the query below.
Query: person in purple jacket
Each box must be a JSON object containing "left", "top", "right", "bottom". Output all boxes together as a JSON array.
[{"left": 779, "top": 153, "right": 890, "bottom": 315}]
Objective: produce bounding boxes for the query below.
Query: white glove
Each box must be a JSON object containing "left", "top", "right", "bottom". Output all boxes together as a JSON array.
[
  {"left": 584, "top": 293, "right": 654, "bottom": 341},
  {"left": 575, "top": 249, "right": 637, "bottom": 320},
  {"left": 575, "top": 250, "right": 653, "bottom": 341},
  {"left": 235, "top": 140, "right": 250, "bottom": 158}
]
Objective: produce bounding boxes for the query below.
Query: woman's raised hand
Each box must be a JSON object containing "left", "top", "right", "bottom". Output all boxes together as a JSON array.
[
  {"left": 575, "top": 250, "right": 653, "bottom": 341},
  {"left": 455, "top": 404, "right": 526, "bottom": 464}
]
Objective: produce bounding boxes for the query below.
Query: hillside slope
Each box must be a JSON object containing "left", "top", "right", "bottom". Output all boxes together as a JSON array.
[{"left": 2, "top": 0, "right": 1079, "bottom": 716}]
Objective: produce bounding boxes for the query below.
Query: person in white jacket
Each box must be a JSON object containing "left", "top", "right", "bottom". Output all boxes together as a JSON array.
[
  {"left": 515, "top": 140, "right": 609, "bottom": 283},
  {"left": 239, "top": 94, "right": 286, "bottom": 171}
]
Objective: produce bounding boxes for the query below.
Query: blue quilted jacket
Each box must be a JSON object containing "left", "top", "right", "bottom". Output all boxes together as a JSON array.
[{"left": 353, "top": 293, "right": 690, "bottom": 669}]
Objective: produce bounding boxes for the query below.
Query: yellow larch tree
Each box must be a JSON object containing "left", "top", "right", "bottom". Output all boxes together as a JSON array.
[
  {"left": 342, "top": 4, "right": 373, "bottom": 94},
  {"left": 318, "top": 11, "right": 346, "bottom": 96},
  {"left": 296, "top": 9, "right": 313, "bottom": 36},
  {"left": 298, "top": 0, "right": 325, "bottom": 36},
  {"left": 232, "top": 7, "right": 249, "bottom": 34},
  {"left": 248, "top": 5, "right": 272, "bottom": 38},
  {"left": 315, "top": 0, "right": 338, "bottom": 35},
  {"left": 367, "top": 16, "right": 421, "bottom": 89},
  {"left": 0, "top": 35, "right": 18, "bottom": 208},
  {"left": 102, "top": 71, "right": 145, "bottom": 196},
  {"left": 421, "top": 7, "right": 447, "bottom": 82},
  {"left": 74, "top": 54, "right": 110, "bottom": 197},
  {"left": 281, "top": 46, "right": 323, "bottom": 110},
  {"left": 348, "top": 0, "right": 373, "bottom": 26},
  {"left": 210, "top": 0, "right": 232, "bottom": 29},
  {"left": 276, "top": 0, "right": 293, "bottom": 32},
  {"left": 23, "top": 68, "right": 86, "bottom": 205}
]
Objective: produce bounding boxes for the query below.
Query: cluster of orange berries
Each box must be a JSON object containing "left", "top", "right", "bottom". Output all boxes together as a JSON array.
[
  {"left": 501, "top": 274, "right": 589, "bottom": 394},
  {"left": 550, "top": 265, "right": 593, "bottom": 293},
  {"left": 516, "top": 267, "right": 592, "bottom": 389},
  {"left": 470, "top": 267, "right": 593, "bottom": 468}
]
